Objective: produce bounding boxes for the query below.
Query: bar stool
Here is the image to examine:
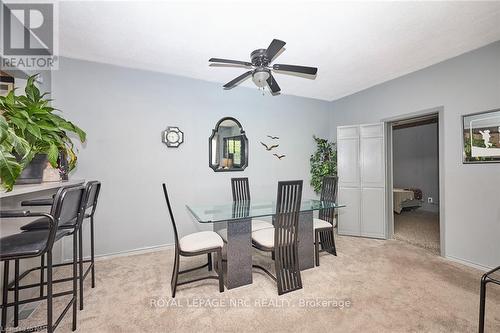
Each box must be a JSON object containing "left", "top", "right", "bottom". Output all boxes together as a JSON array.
[
  {"left": 313, "top": 176, "right": 338, "bottom": 266},
  {"left": 479, "top": 265, "right": 500, "bottom": 333},
  {"left": 0, "top": 185, "right": 85, "bottom": 333},
  {"left": 18, "top": 181, "right": 101, "bottom": 310},
  {"left": 251, "top": 180, "right": 303, "bottom": 295}
]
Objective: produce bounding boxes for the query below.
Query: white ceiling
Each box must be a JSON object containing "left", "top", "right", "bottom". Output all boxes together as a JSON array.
[{"left": 58, "top": 1, "right": 500, "bottom": 101}]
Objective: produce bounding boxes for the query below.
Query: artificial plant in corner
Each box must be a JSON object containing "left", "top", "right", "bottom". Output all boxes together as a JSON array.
[
  {"left": 0, "top": 74, "right": 86, "bottom": 191},
  {"left": 310, "top": 136, "right": 337, "bottom": 194}
]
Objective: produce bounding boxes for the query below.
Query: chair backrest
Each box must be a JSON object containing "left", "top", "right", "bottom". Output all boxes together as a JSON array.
[
  {"left": 71, "top": 180, "right": 102, "bottom": 229},
  {"left": 231, "top": 177, "right": 250, "bottom": 201},
  {"left": 85, "top": 180, "right": 101, "bottom": 211},
  {"left": 319, "top": 176, "right": 338, "bottom": 224},
  {"left": 47, "top": 185, "right": 86, "bottom": 250},
  {"left": 274, "top": 180, "right": 303, "bottom": 295},
  {"left": 162, "top": 183, "right": 180, "bottom": 250}
]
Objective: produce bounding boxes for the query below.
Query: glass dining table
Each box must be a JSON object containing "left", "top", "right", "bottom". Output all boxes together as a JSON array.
[{"left": 186, "top": 199, "right": 345, "bottom": 289}]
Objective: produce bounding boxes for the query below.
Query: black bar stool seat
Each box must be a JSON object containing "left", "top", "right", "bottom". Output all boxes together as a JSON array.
[
  {"left": 1, "top": 229, "right": 70, "bottom": 260},
  {"left": 20, "top": 216, "right": 77, "bottom": 231}
]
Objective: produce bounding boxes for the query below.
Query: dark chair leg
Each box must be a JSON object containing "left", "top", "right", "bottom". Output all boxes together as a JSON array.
[
  {"left": 40, "top": 254, "right": 45, "bottom": 297},
  {"left": 72, "top": 232, "right": 78, "bottom": 331},
  {"left": 90, "top": 216, "right": 96, "bottom": 288},
  {"left": 14, "top": 260, "right": 19, "bottom": 327},
  {"left": 207, "top": 253, "right": 212, "bottom": 272},
  {"left": 314, "top": 232, "right": 320, "bottom": 267},
  {"left": 1, "top": 261, "right": 9, "bottom": 331},
  {"left": 78, "top": 228, "right": 84, "bottom": 310},
  {"left": 331, "top": 231, "right": 337, "bottom": 256},
  {"left": 217, "top": 250, "right": 224, "bottom": 293},
  {"left": 47, "top": 252, "right": 53, "bottom": 333},
  {"left": 171, "top": 250, "right": 180, "bottom": 298},
  {"left": 271, "top": 251, "right": 275, "bottom": 260},
  {"left": 479, "top": 276, "right": 488, "bottom": 333}
]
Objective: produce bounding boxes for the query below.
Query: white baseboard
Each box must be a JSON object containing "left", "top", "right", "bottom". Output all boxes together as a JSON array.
[
  {"left": 444, "top": 255, "right": 493, "bottom": 271},
  {"left": 72, "top": 242, "right": 494, "bottom": 274},
  {"left": 95, "top": 243, "right": 174, "bottom": 261},
  {"left": 62, "top": 243, "right": 175, "bottom": 263}
]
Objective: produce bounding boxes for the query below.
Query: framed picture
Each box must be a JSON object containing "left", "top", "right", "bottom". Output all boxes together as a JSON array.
[
  {"left": 0, "top": 71, "right": 14, "bottom": 96},
  {"left": 462, "top": 108, "right": 500, "bottom": 163}
]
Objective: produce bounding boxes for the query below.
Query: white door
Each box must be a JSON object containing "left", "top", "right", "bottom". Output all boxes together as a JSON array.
[
  {"left": 337, "top": 126, "right": 361, "bottom": 235},
  {"left": 337, "top": 123, "right": 386, "bottom": 239},
  {"left": 337, "top": 187, "right": 361, "bottom": 236}
]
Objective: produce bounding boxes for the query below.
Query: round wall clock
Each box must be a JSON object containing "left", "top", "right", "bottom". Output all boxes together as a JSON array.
[{"left": 162, "top": 127, "right": 184, "bottom": 147}]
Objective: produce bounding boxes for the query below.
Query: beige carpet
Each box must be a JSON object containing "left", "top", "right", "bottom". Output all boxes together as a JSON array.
[
  {"left": 13, "top": 235, "right": 500, "bottom": 333},
  {"left": 394, "top": 210, "right": 440, "bottom": 255}
]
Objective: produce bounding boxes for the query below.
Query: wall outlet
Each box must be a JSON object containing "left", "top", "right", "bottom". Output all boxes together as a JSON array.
[{"left": 427, "top": 197, "right": 433, "bottom": 204}]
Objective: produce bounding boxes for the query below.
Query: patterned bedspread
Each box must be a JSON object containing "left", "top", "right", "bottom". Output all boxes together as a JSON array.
[{"left": 393, "top": 188, "right": 414, "bottom": 214}]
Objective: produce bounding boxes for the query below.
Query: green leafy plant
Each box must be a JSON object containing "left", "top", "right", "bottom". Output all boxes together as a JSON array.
[
  {"left": 0, "top": 74, "right": 86, "bottom": 191},
  {"left": 310, "top": 136, "right": 337, "bottom": 194},
  {"left": 0, "top": 115, "right": 30, "bottom": 191}
]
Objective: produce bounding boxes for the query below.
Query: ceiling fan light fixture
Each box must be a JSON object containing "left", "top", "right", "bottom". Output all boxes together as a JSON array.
[
  {"left": 209, "top": 39, "right": 318, "bottom": 94},
  {"left": 252, "top": 69, "right": 270, "bottom": 87}
]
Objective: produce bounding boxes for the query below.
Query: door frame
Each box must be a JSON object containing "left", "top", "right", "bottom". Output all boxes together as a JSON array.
[{"left": 382, "top": 106, "right": 445, "bottom": 257}]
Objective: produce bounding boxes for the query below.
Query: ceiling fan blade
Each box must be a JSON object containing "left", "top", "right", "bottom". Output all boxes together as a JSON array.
[
  {"left": 209, "top": 58, "right": 252, "bottom": 67},
  {"left": 266, "top": 74, "right": 281, "bottom": 93},
  {"left": 265, "top": 39, "right": 286, "bottom": 61},
  {"left": 273, "top": 64, "right": 318, "bottom": 75},
  {"left": 223, "top": 70, "right": 253, "bottom": 88}
]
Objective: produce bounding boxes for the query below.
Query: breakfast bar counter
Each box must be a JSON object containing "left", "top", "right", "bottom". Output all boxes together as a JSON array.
[{"left": 0, "top": 179, "right": 85, "bottom": 199}]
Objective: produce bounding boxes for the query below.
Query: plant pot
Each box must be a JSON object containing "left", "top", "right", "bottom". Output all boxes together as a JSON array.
[{"left": 16, "top": 154, "right": 48, "bottom": 184}]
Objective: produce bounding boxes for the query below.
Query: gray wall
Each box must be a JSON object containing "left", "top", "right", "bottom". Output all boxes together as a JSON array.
[
  {"left": 330, "top": 41, "right": 500, "bottom": 268},
  {"left": 52, "top": 58, "right": 331, "bottom": 259},
  {"left": 393, "top": 123, "right": 439, "bottom": 212}
]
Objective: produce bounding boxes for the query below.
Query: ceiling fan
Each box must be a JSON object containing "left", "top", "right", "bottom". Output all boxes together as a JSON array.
[{"left": 209, "top": 39, "right": 318, "bottom": 94}]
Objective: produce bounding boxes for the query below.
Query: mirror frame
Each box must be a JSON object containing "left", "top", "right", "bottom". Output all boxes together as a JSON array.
[{"left": 208, "top": 117, "right": 249, "bottom": 172}]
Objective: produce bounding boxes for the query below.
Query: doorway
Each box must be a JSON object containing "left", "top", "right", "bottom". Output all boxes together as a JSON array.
[{"left": 388, "top": 113, "right": 440, "bottom": 255}]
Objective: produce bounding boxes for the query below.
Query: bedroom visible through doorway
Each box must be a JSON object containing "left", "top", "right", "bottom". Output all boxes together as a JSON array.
[{"left": 391, "top": 114, "right": 440, "bottom": 255}]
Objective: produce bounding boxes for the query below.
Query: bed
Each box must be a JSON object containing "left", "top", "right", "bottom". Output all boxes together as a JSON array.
[{"left": 393, "top": 188, "right": 423, "bottom": 214}]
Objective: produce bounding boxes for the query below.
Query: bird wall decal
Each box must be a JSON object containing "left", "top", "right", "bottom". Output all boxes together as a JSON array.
[
  {"left": 260, "top": 142, "right": 279, "bottom": 151},
  {"left": 267, "top": 135, "right": 279, "bottom": 140},
  {"left": 273, "top": 153, "right": 286, "bottom": 159}
]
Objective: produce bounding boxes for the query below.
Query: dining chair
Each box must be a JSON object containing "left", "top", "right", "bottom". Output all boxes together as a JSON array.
[
  {"left": 1, "top": 185, "right": 85, "bottom": 333},
  {"left": 314, "top": 176, "right": 338, "bottom": 266},
  {"left": 19, "top": 181, "right": 102, "bottom": 310},
  {"left": 231, "top": 178, "right": 273, "bottom": 231},
  {"left": 162, "top": 184, "right": 224, "bottom": 297},
  {"left": 251, "top": 180, "right": 303, "bottom": 295}
]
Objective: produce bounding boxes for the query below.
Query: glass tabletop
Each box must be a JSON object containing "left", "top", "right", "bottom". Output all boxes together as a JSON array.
[{"left": 186, "top": 200, "right": 345, "bottom": 223}]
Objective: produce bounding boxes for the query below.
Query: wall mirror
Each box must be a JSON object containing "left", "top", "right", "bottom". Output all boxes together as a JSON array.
[{"left": 209, "top": 117, "right": 248, "bottom": 172}]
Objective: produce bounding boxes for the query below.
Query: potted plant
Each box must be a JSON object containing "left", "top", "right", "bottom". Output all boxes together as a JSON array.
[
  {"left": 310, "top": 136, "right": 337, "bottom": 194},
  {"left": 0, "top": 74, "right": 86, "bottom": 191}
]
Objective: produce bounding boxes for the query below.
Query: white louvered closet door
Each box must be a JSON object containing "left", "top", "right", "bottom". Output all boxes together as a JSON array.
[{"left": 337, "top": 123, "right": 386, "bottom": 239}]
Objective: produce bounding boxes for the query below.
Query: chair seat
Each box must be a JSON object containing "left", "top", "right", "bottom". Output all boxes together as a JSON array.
[
  {"left": 20, "top": 216, "right": 77, "bottom": 231},
  {"left": 0, "top": 229, "right": 71, "bottom": 260},
  {"left": 179, "top": 231, "right": 223, "bottom": 253},
  {"left": 252, "top": 219, "right": 273, "bottom": 231},
  {"left": 252, "top": 228, "right": 274, "bottom": 249},
  {"left": 313, "top": 217, "right": 336, "bottom": 229}
]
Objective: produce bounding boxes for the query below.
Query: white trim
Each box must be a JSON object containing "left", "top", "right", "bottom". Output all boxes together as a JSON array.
[
  {"left": 444, "top": 255, "right": 493, "bottom": 272},
  {"left": 95, "top": 243, "right": 175, "bottom": 261},
  {"left": 63, "top": 243, "right": 175, "bottom": 263},
  {"left": 383, "top": 106, "right": 445, "bottom": 257}
]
